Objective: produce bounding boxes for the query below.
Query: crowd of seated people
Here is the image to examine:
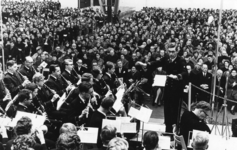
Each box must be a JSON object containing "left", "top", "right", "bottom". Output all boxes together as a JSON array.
[{"left": 2, "top": 0, "right": 237, "bottom": 148}]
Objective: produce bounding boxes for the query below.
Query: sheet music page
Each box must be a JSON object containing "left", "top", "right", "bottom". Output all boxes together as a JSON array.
[
  {"left": 159, "top": 136, "right": 171, "bottom": 149},
  {"left": 136, "top": 106, "right": 152, "bottom": 123},
  {"left": 128, "top": 107, "right": 139, "bottom": 118},
  {"left": 57, "top": 93, "right": 66, "bottom": 110},
  {"left": 120, "top": 123, "right": 137, "bottom": 133},
  {"left": 152, "top": 75, "right": 167, "bottom": 87},
  {"left": 102, "top": 119, "right": 122, "bottom": 132},
  {"left": 77, "top": 127, "right": 98, "bottom": 144}
]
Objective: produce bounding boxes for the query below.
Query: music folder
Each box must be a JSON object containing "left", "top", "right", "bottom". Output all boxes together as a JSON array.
[
  {"left": 77, "top": 127, "right": 98, "bottom": 144},
  {"left": 152, "top": 75, "right": 167, "bottom": 87}
]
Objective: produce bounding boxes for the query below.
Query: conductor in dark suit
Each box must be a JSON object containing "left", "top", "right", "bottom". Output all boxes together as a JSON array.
[
  {"left": 197, "top": 64, "right": 212, "bottom": 102},
  {"left": 136, "top": 43, "right": 186, "bottom": 133}
]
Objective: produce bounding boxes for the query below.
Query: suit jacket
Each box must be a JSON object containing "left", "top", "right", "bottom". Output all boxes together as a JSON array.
[
  {"left": 17, "top": 104, "right": 31, "bottom": 113},
  {"left": 102, "top": 73, "right": 117, "bottom": 94},
  {"left": 74, "top": 66, "right": 88, "bottom": 76},
  {"left": 19, "top": 65, "right": 36, "bottom": 81},
  {"left": 3, "top": 72, "right": 24, "bottom": 97},
  {"left": 67, "top": 94, "right": 93, "bottom": 126},
  {"left": 93, "top": 79, "right": 108, "bottom": 97},
  {"left": 37, "top": 86, "right": 55, "bottom": 112},
  {"left": 148, "top": 56, "right": 186, "bottom": 93},
  {"left": 216, "top": 76, "right": 226, "bottom": 96},
  {"left": 115, "top": 67, "right": 128, "bottom": 83},
  {"left": 62, "top": 70, "right": 79, "bottom": 84},
  {"left": 45, "top": 75, "right": 67, "bottom": 96},
  {"left": 198, "top": 72, "right": 212, "bottom": 91},
  {"left": 0, "top": 80, "right": 6, "bottom": 100}
]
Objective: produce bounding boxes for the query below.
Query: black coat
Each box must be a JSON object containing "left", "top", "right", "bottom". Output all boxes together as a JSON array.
[
  {"left": 88, "top": 110, "right": 106, "bottom": 148},
  {"left": 45, "top": 76, "right": 67, "bottom": 96},
  {"left": 3, "top": 72, "right": 24, "bottom": 97},
  {"left": 19, "top": 65, "right": 36, "bottom": 82},
  {"left": 61, "top": 70, "right": 79, "bottom": 84},
  {"left": 180, "top": 111, "right": 211, "bottom": 145}
]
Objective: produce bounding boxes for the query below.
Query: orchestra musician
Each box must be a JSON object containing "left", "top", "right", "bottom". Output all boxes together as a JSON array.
[
  {"left": 74, "top": 59, "right": 88, "bottom": 76},
  {"left": 32, "top": 73, "right": 60, "bottom": 115},
  {"left": 4, "top": 60, "right": 31, "bottom": 97},
  {"left": 19, "top": 56, "right": 37, "bottom": 81},
  {"left": 102, "top": 62, "right": 118, "bottom": 94},
  {"left": 45, "top": 65, "right": 72, "bottom": 96},
  {"left": 62, "top": 59, "right": 79, "bottom": 84},
  {"left": 13, "top": 89, "right": 34, "bottom": 113},
  {"left": 66, "top": 82, "right": 94, "bottom": 126},
  {"left": 92, "top": 68, "right": 109, "bottom": 97}
]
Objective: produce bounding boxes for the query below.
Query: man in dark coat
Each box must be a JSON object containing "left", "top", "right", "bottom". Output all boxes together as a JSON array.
[
  {"left": 19, "top": 56, "right": 37, "bottom": 81},
  {"left": 137, "top": 44, "right": 186, "bottom": 133}
]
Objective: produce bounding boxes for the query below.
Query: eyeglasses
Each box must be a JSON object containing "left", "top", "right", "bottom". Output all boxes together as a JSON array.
[
  {"left": 66, "top": 64, "right": 74, "bottom": 66},
  {"left": 201, "top": 110, "right": 209, "bottom": 117},
  {"left": 168, "top": 50, "right": 176, "bottom": 53}
]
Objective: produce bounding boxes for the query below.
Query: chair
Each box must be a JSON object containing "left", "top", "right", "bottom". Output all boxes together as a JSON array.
[{"left": 172, "top": 124, "right": 187, "bottom": 150}]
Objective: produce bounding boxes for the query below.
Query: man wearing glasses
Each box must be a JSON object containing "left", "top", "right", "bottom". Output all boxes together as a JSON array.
[
  {"left": 180, "top": 101, "right": 211, "bottom": 146},
  {"left": 136, "top": 43, "right": 187, "bottom": 133}
]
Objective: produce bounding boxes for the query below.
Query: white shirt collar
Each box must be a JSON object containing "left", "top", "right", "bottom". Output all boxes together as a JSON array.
[
  {"left": 51, "top": 75, "right": 57, "bottom": 80},
  {"left": 106, "top": 72, "right": 111, "bottom": 78}
]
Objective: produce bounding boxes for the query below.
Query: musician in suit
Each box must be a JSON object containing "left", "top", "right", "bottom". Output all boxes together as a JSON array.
[
  {"left": 14, "top": 89, "right": 33, "bottom": 113},
  {"left": 102, "top": 62, "right": 117, "bottom": 94},
  {"left": 19, "top": 56, "right": 37, "bottom": 81},
  {"left": 92, "top": 68, "right": 108, "bottom": 97},
  {"left": 127, "top": 66, "right": 141, "bottom": 87},
  {"left": 4, "top": 60, "right": 30, "bottom": 97},
  {"left": 45, "top": 65, "right": 71, "bottom": 96},
  {"left": 62, "top": 59, "right": 79, "bottom": 84},
  {"left": 115, "top": 60, "right": 128, "bottom": 84},
  {"left": 197, "top": 64, "right": 212, "bottom": 102},
  {"left": 88, "top": 96, "right": 115, "bottom": 148},
  {"left": 67, "top": 82, "right": 94, "bottom": 126},
  {"left": 33, "top": 73, "right": 60, "bottom": 113},
  {"left": 74, "top": 59, "right": 88, "bottom": 76},
  {"left": 136, "top": 43, "right": 186, "bottom": 133}
]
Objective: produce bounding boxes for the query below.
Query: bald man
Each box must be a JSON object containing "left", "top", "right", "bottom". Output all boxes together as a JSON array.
[{"left": 19, "top": 56, "right": 37, "bottom": 81}]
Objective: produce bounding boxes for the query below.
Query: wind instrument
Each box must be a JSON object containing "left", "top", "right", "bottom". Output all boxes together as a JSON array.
[{"left": 61, "top": 74, "right": 72, "bottom": 86}]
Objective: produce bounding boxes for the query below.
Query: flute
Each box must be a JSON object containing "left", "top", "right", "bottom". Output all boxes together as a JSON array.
[
  {"left": 72, "top": 68, "right": 81, "bottom": 78},
  {"left": 17, "top": 71, "right": 29, "bottom": 81},
  {"left": 44, "top": 84, "right": 56, "bottom": 94}
]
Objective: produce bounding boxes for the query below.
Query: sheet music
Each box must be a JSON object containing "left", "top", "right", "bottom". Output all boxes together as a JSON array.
[
  {"left": 12, "top": 111, "right": 46, "bottom": 130},
  {"left": 128, "top": 107, "right": 139, "bottom": 118},
  {"left": 152, "top": 75, "right": 167, "bottom": 87},
  {"left": 77, "top": 127, "right": 98, "bottom": 144},
  {"left": 39, "top": 61, "right": 48, "bottom": 68},
  {"left": 57, "top": 93, "right": 66, "bottom": 110},
  {"left": 136, "top": 106, "right": 152, "bottom": 123},
  {"left": 102, "top": 119, "right": 122, "bottom": 132},
  {"left": 120, "top": 123, "right": 137, "bottom": 133},
  {"left": 159, "top": 136, "right": 171, "bottom": 149},
  {"left": 116, "top": 117, "right": 131, "bottom": 123}
]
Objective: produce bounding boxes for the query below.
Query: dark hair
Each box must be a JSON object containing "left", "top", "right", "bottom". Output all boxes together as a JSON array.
[
  {"left": 143, "top": 131, "right": 159, "bottom": 150},
  {"left": 81, "top": 73, "right": 93, "bottom": 82},
  {"left": 15, "top": 89, "right": 32, "bottom": 104},
  {"left": 25, "top": 83, "right": 37, "bottom": 92},
  {"left": 78, "top": 82, "right": 92, "bottom": 93},
  {"left": 105, "top": 61, "right": 115, "bottom": 72},
  {"left": 56, "top": 132, "right": 81, "bottom": 150},
  {"left": 7, "top": 60, "right": 16, "bottom": 68},
  {"left": 12, "top": 134, "right": 36, "bottom": 150},
  {"left": 91, "top": 68, "right": 101, "bottom": 78},
  {"left": 49, "top": 65, "right": 60, "bottom": 74},
  {"left": 101, "top": 96, "right": 114, "bottom": 110},
  {"left": 101, "top": 125, "right": 117, "bottom": 145},
  {"left": 14, "top": 117, "right": 32, "bottom": 136}
]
